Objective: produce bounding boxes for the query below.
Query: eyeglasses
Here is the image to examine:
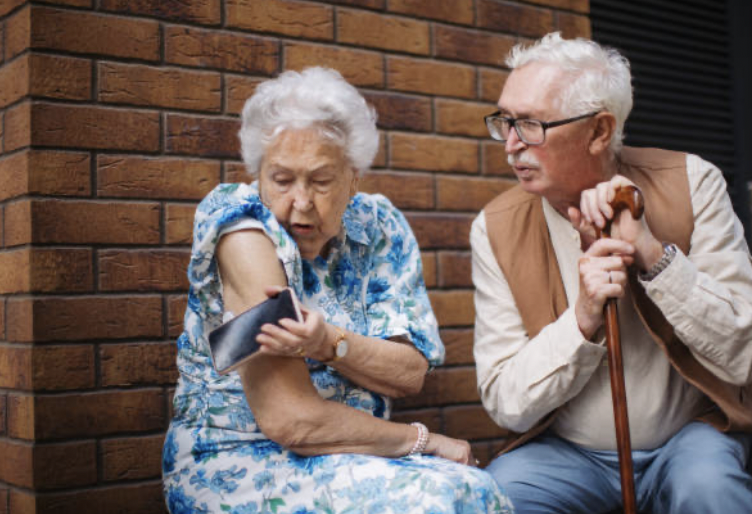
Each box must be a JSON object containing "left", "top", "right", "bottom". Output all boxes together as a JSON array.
[{"left": 484, "top": 111, "right": 600, "bottom": 145}]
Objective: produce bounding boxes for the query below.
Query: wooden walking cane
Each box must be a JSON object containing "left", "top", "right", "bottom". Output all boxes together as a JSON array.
[{"left": 595, "top": 185, "right": 644, "bottom": 514}]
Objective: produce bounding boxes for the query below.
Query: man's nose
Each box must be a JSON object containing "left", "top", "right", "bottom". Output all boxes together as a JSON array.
[{"left": 504, "top": 126, "right": 527, "bottom": 154}]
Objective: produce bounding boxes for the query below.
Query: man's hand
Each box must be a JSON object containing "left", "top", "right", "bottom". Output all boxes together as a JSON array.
[{"left": 575, "top": 175, "right": 664, "bottom": 273}]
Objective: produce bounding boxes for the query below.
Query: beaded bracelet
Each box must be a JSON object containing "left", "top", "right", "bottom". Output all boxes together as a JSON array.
[{"left": 407, "top": 422, "right": 429, "bottom": 455}]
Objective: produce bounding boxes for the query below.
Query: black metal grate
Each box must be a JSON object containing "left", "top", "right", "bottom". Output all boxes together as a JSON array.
[{"left": 591, "top": 0, "right": 748, "bottom": 229}]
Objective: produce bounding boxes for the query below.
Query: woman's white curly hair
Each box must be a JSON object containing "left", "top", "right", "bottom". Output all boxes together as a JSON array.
[
  {"left": 506, "top": 32, "right": 633, "bottom": 154},
  {"left": 239, "top": 67, "right": 379, "bottom": 175}
]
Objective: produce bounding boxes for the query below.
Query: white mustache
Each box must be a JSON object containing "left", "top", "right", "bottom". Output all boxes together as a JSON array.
[{"left": 507, "top": 153, "right": 540, "bottom": 168}]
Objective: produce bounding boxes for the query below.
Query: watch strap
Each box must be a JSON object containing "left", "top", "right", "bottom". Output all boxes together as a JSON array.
[{"left": 639, "top": 242, "right": 678, "bottom": 281}]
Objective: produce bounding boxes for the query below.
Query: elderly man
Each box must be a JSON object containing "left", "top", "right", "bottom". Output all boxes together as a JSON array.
[{"left": 472, "top": 32, "right": 752, "bottom": 514}]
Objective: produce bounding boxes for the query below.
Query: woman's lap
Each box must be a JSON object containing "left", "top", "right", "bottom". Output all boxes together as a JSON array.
[{"left": 164, "top": 443, "right": 514, "bottom": 514}]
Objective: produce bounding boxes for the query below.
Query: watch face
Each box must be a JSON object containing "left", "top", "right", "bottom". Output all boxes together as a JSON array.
[{"left": 336, "top": 339, "right": 349, "bottom": 359}]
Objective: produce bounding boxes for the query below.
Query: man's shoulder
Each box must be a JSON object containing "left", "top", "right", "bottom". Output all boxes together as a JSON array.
[{"left": 620, "top": 146, "right": 688, "bottom": 171}]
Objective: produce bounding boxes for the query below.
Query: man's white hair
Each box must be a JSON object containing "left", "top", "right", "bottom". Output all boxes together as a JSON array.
[
  {"left": 239, "top": 67, "right": 379, "bottom": 175},
  {"left": 506, "top": 32, "right": 633, "bottom": 154}
]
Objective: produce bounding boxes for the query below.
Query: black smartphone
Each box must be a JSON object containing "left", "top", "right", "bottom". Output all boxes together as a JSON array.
[{"left": 209, "top": 288, "right": 303, "bottom": 375}]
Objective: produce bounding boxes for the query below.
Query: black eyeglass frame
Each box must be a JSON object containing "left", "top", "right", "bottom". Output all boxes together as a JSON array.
[{"left": 484, "top": 110, "right": 601, "bottom": 145}]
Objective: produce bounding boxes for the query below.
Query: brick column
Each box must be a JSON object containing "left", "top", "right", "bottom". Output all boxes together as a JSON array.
[{"left": 0, "top": 1, "right": 591, "bottom": 512}]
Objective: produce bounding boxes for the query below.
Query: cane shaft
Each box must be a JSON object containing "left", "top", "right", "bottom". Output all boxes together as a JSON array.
[{"left": 604, "top": 300, "right": 637, "bottom": 514}]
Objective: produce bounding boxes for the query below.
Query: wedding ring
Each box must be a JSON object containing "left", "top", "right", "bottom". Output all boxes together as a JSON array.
[{"left": 293, "top": 347, "right": 305, "bottom": 357}]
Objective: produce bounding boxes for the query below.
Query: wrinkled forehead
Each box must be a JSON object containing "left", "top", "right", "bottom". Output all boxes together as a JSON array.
[{"left": 498, "top": 62, "right": 568, "bottom": 119}]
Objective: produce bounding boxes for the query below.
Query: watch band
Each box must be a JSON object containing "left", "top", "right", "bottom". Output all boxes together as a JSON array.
[
  {"left": 639, "top": 242, "right": 678, "bottom": 281},
  {"left": 324, "top": 327, "right": 348, "bottom": 363}
]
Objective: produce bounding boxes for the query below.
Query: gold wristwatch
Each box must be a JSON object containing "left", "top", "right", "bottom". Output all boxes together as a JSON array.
[{"left": 327, "top": 327, "right": 349, "bottom": 362}]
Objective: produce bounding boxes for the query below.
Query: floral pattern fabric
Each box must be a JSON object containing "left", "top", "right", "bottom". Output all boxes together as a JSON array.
[{"left": 162, "top": 182, "right": 514, "bottom": 514}]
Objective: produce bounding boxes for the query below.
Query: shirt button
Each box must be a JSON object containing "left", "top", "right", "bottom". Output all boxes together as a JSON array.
[{"left": 653, "top": 291, "right": 664, "bottom": 301}]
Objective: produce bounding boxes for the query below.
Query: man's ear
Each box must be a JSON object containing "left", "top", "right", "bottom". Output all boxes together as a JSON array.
[{"left": 589, "top": 112, "right": 617, "bottom": 156}]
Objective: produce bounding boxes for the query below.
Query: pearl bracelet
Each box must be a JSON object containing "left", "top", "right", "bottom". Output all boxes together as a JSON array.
[{"left": 407, "top": 422, "right": 429, "bottom": 456}]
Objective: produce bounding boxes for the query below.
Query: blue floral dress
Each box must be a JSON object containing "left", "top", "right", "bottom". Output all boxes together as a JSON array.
[{"left": 162, "top": 182, "right": 514, "bottom": 514}]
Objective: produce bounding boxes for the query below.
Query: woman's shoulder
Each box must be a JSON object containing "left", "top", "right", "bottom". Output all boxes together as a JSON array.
[
  {"left": 196, "top": 182, "right": 260, "bottom": 217},
  {"left": 347, "top": 192, "right": 411, "bottom": 241}
]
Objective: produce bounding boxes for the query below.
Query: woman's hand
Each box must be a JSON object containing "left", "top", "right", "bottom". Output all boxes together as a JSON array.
[
  {"left": 425, "top": 433, "right": 478, "bottom": 467},
  {"left": 256, "top": 286, "right": 334, "bottom": 361}
]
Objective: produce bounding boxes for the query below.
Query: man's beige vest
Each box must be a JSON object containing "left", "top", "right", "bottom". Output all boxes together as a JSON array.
[{"left": 484, "top": 146, "right": 752, "bottom": 454}]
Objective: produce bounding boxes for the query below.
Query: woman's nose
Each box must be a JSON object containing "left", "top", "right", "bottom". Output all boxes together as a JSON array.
[{"left": 292, "top": 187, "right": 313, "bottom": 211}]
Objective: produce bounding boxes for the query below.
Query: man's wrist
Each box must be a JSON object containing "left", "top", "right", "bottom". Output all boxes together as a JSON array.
[{"left": 639, "top": 242, "right": 678, "bottom": 281}]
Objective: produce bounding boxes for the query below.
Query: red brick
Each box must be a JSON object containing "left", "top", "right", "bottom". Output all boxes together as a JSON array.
[
  {"left": 390, "top": 133, "right": 478, "bottom": 173},
  {"left": 5, "top": 5, "right": 30, "bottom": 60},
  {"left": 165, "top": 203, "right": 196, "bottom": 245},
  {"left": 359, "top": 171, "right": 434, "bottom": 210},
  {"left": 421, "top": 251, "right": 437, "bottom": 288},
  {"left": 32, "top": 345, "right": 96, "bottom": 391},
  {"left": 101, "top": 434, "right": 164, "bottom": 482},
  {"left": 482, "top": 141, "right": 514, "bottom": 177},
  {"left": 557, "top": 11, "right": 592, "bottom": 39},
  {"left": 321, "top": 0, "right": 383, "bottom": 7},
  {"left": 338, "top": 9, "right": 429, "bottom": 54},
  {"left": 225, "top": 75, "right": 263, "bottom": 115},
  {"left": 0, "top": 150, "right": 90, "bottom": 200},
  {"left": 437, "top": 175, "right": 516, "bottom": 211},
  {"left": 389, "top": 408, "right": 441, "bottom": 433},
  {"left": 225, "top": 162, "right": 249, "bottom": 183},
  {"left": 30, "top": 53, "right": 92, "bottom": 101},
  {"left": 438, "top": 251, "right": 472, "bottom": 288},
  {"left": 4, "top": 101, "right": 30, "bottom": 152},
  {"left": 285, "top": 42, "right": 384, "bottom": 88},
  {"left": 394, "top": 366, "right": 478, "bottom": 408},
  {"left": 6, "top": 394, "right": 33, "bottom": 439},
  {"left": 0, "top": 439, "right": 32, "bottom": 488},
  {"left": 388, "top": 56, "right": 475, "bottom": 98},
  {"left": 99, "top": 62, "right": 221, "bottom": 112},
  {"left": 477, "top": 0, "right": 555, "bottom": 38},
  {"left": 406, "top": 213, "right": 473, "bottom": 250},
  {"left": 363, "top": 92, "right": 431, "bottom": 132},
  {"left": 4, "top": 199, "right": 160, "bottom": 246},
  {"left": 0, "top": 54, "right": 28, "bottom": 108},
  {"left": 0, "top": 0, "right": 25, "bottom": 18},
  {"left": 30, "top": 6, "right": 160, "bottom": 61},
  {"left": 30, "top": 103, "right": 160, "bottom": 152},
  {"left": 16, "top": 390, "right": 165, "bottom": 440},
  {"left": 388, "top": 0, "right": 473, "bottom": 24},
  {"left": 436, "top": 99, "right": 496, "bottom": 138},
  {"left": 167, "top": 295, "right": 187, "bottom": 338},
  {"left": 6, "top": 296, "right": 163, "bottom": 343},
  {"left": 0, "top": 487, "right": 5, "bottom": 514},
  {"left": 165, "top": 25, "right": 279, "bottom": 74},
  {"left": 434, "top": 25, "right": 516, "bottom": 68},
  {"left": 100, "top": 342, "right": 177, "bottom": 386},
  {"left": 440, "top": 328, "right": 474, "bottom": 365},
  {"left": 480, "top": 68, "right": 509, "bottom": 103},
  {"left": 0, "top": 247, "right": 93, "bottom": 294},
  {"left": 0, "top": 440, "right": 97, "bottom": 489},
  {"left": 0, "top": 393, "right": 6, "bottom": 435},
  {"left": 98, "top": 156, "right": 220, "bottom": 200},
  {"left": 429, "top": 290, "right": 475, "bottom": 326},
  {"left": 227, "top": 0, "right": 333, "bottom": 40},
  {"left": 8, "top": 490, "right": 35, "bottom": 514},
  {"left": 525, "top": 0, "right": 589, "bottom": 13},
  {"left": 98, "top": 250, "right": 190, "bottom": 292},
  {"left": 32, "top": 482, "right": 166, "bottom": 514},
  {"left": 444, "top": 404, "right": 510, "bottom": 440},
  {"left": 165, "top": 114, "right": 240, "bottom": 159},
  {"left": 34, "top": 441, "right": 98, "bottom": 490},
  {"left": 0, "top": 345, "right": 31, "bottom": 390},
  {"left": 101, "top": 0, "right": 221, "bottom": 25}
]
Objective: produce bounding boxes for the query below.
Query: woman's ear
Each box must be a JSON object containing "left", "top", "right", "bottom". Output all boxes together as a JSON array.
[
  {"left": 349, "top": 170, "right": 360, "bottom": 197},
  {"left": 589, "top": 112, "right": 617, "bottom": 156}
]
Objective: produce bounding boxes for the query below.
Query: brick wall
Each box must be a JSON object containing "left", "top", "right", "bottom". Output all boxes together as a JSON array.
[{"left": 0, "top": 1, "right": 590, "bottom": 512}]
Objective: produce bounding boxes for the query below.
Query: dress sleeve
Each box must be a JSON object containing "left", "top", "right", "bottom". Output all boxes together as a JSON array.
[
  {"left": 188, "top": 183, "right": 301, "bottom": 319},
  {"left": 364, "top": 196, "right": 444, "bottom": 367}
]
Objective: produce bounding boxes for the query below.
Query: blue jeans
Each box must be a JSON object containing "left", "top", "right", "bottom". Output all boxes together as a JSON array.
[{"left": 487, "top": 422, "right": 752, "bottom": 514}]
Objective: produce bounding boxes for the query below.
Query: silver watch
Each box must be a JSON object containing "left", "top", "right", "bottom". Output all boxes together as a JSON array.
[{"left": 639, "top": 242, "right": 678, "bottom": 281}]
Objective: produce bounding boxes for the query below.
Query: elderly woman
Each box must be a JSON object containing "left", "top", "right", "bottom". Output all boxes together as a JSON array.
[{"left": 162, "top": 67, "right": 514, "bottom": 514}]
